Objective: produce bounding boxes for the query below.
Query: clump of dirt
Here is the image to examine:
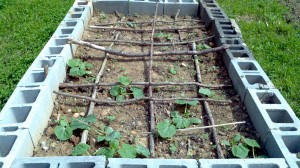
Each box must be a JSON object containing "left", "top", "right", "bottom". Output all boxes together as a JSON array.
[{"left": 33, "top": 12, "right": 266, "bottom": 159}]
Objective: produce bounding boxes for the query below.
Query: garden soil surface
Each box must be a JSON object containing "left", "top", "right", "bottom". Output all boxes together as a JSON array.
[{"left": 33, "top": 12, "right": 266, "bottom": 159}]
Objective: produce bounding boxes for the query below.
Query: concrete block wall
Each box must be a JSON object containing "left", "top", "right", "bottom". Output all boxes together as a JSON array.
[{"left": 0, "top": 0, "right": 299, "bottom": 167}]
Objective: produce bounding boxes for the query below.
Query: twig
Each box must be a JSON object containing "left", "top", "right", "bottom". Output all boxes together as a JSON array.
[
  {"left": 174, "top": 9, "right": 182, "bottom": 41},
  {"left": 59, "top": 81, "right": 232, "bottom": 89},
  {"left": 177, "top": 121, "right": 246, "bottom": 132},
  {"left": 68, "top": 38, "right": 228, "bottom": 57},
  {"left": 192, "top": 43, "right": 202, "bottom": 83},
  {"left": 89, "top": 25, "right": 205, "bottom": 32},
  {"left": 53, "top": 90, "right": 231, "bottom": 104},
  {"left": 44, "top": 64, "right": 48, "bottom": 78},
  {"left": 94, "top": 19, "right": 204, "bottom": 26},
  {"left": 85, "top": 36, "right": 214, "bottom": 46}
]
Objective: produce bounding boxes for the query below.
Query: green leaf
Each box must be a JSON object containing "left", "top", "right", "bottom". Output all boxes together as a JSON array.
[
  {"left": 54, "top": 125, "right": 73, "bottom": 141},
  {"left": 169, "top": 67, "right": 177, "bottom": 75},
  {"left": 71, "top": 143, "right": 91, "bottom": 156},
  {"left": 69, "top": 67, "right": 85, "bottom": 77},
  {"left": 170, "top": 111, "right": 180, "bottom": 118},
  {"left": 232, "top": 143, "right": 249, "bottom": 158},
  {"left": 154, "top": 32, "right": 165, "bottom": 37},
  {"left": 173, "top": 116, "right": 190, "bottom": 129},
  {"left": 84, "top": 62, "right": 93, "bottom": 69},
  {"left": 86, "top": 115, "right": 97, "bottom": 123},
  {"left": 186, "top": 100, "right": 198, "bottom": 106},
  {"left": 136, "top": 144, "right": 150, "bottom": 158},
  {"left": 67, "top": 59, "right": 81, "bottom": 68},
  {"left": 156, "top": 119, "right": 176, "bottom": 138},
  {"left": 97, "top": 135, "right": 107, "bottom": 142},
  {"left": 70, "top": 115, "right": 96, "bottom": 130},
  {"left": 126, "top": 22, "right": 136, "bottom": 28},
  {"left": 188, "top": 117, "right": 202, "bottom": 124},
  {"left": 221, "top": 140, "right": 231, "bottom": 146},
  {"left": 175, "top": 99, "right": 198, "bottom": 106},
  {"left": 118, "top": 144, "right": 137, "bottom": 158},
  {"left": 116, "top": 95, "right": 125, "bottom": 101},
  {"left": 110, "top": 139, "right": 119, "bottom": 149},
  {"left": 131, "top": 87, "right": 144, "bottom": 98},
  {"left": 107, "top": 130, "right": 121, "bottom": 140},
  {"left": 198, "top": 88, "right": 214, "bottom": 97},
  {"left": 96, "top": 147, "right": 115, "bottom": 158},
  {"left": 118, "top": 76, "right": 131, "bottom": 86},
  {"left": 243, "top": 138, "right": 260, "bottom": 148},
  {"left": 175, "top": 99, "right": 188, "bottom": 105},
  {"left": 196, "top": 44, "right": 211, "bottom": 50},
  {"left": 169, "top": 143, "right": 177, "bottom": 153},
  {"left": 232, "top": 134, "right": 242, "bottom": 144},
  {"left": 110, "top": 86, "right": 121, "bottom": 96}
]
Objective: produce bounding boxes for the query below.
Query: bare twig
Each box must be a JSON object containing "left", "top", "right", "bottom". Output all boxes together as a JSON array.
[
  {"left": 89, "top": 25, "right": 205, "bottom": 32},
  {"left": 193, "top": 43, "right": 202, "bottom": 83},
  {"left": 68, "top": 38, "right": 228, "bottom": 57},
  {"left": 59, "top": 81, "right": 232, "bottom": 89},
  {"left": 94, "top": 19, "right": 203, "bottom": 26},
  {"left": 85, "top": 36, "right": 214, "bottom": 46},
  {"left": 43, "top": 64, "right": 48, "bottom": 78}
]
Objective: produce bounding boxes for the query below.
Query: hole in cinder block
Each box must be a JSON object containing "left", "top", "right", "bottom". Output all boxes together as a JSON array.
[
  {"left": 182, "top": 0, "right": 194, "bottom": 2},
  {"left": 232, "top": 52, "right": 251, "bottom": 58},
  {"left": 61, "top": 28, "right": 74, "bottom": 35},
  {"left": 0, "top": 135, "right": 17, "bottom": 157},
  {"left": 0, "top": 126, "right": 18, "bottom": 132},
  {"left": 2, "top": 106, "right": 31, "bottom": 124},
  {"left": 167, "top": 0, "right": 180, "bottom": 2},
  {"left": 248, "top": 164, "right": 279, "bottom": 168},
  {"left": 48, "top": 47, "right": 63, "bottom": 55},
  {"left": 206, "top": 4, "right": 217, "bottom": 7},
  {"left": 280, "top": 127, "right": 297, "bottom": 131},
  {"left": 78, "top": 2, "right": 88, "bottom": 5},
  {"left": 70, "top": 13, "right": 82, "bottom": 19},
  {"left": 256, "top": 92, "right": 281, "bottom": 104},
  {"left": 55, "top": 39, "right": 68, "bottom": 46},
  {"left": 27, "top": 72, "right": 46, "bottom": 83},
  {"left": 213, "top": 15, "right": 226, "bottom": 19},
  {"left": 65, "top": 21, "right": 77, "bottom": 27},
  {"left": 159, "top": 166, "right": 187, "bottom": 168},
  {"left": 238, "top": 62, "right": 258, "bottom": 71},
  {"left": 0, "top": 162, "right": 3, "bottom": 168},
  {"left": 223, "top": 30, "right": 236, "bottom": 35},
  {"left": 229, "top": 46, "right": 244, "bottom": 50},
  {"left": 266, "top": 109, "right": 294, "bottom": 123},
  {"left": 245, "top": 75, "right": 267, "bottom": 85},
  {"left": 224, "top": 39, "right": 240, "bottom": 44},
  {"left": 211, "top": 165, "right": 242, "bottom": 168},
  {"left": 40, "top": 59, "right": 56, "bottom": 68},
  {"left": 297, "top": 161, "right": 300, "bottom": 166},
  {"left": 21, "top": 163, "right": 50, "bottom": 168},
  {"left": 66, "top": 162, "right": 95, "bottom": 168},
  {"left": 282, "top": 135, "right": 300, "bottom": 154},
  {"left": 14, "top": 89, "right": 40, "bottom": 104},
  {"left": 74, "top": 8, "right": 84, "bottom": 12},
  {"left": 121, "top": 165, "right": 147, "bottom": 168}
]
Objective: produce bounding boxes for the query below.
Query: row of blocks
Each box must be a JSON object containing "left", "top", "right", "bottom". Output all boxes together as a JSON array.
[
  {"left": 201, "top": 0, "right": 300, "bottom": 167},
  {"left": 6, "top": 157, "right": 289, "bottom": 168},
  {"left": 93, "top": 0, "right": 199, "bottom": 16},
  {"left": 0, "top": 1, "right": 93, "bottom": 168}
]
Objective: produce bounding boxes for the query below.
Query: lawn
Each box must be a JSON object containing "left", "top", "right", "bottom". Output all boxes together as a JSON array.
[
  {"left": 217, "top": 0, "right": 300, "bottom": 117},
  {"left": 0, "top": 0, "right": 74, "bottom": 110}
]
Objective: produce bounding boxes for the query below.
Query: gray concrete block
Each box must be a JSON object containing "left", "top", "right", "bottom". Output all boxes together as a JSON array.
[
  {"left": 108, "top": 158, "right": 198, "bottom": 168},
  {"left": 64, "top": 6, "right": 92, "bottom": 28},
  {"left": 228, "top": 60, "right": 275, "bottom": 101},
  {"left": 11, "top": 156, "right": 106, "bottom": 168},
  {"left": 37, "top": 42, "right": 73, "bottom": 65},
  {"left": 199, "top": 158, "right": 288, "bottom": 168},
  {"left": 164, "top": 0, "right": 199, "bottom": 16},
  {"left": 129, "top": 0, "right": 164, "bottom": 16},
  {"left": 52, "top": 20, "right": 84, "bottom": 39},
  {"left": 200, "top": 1, "right": 228, "bottom": 28},
  {"left": 244, "top": 89, "right": 300, "bottom": 142},
  {"left": 211, "top": 19, "right": 242, "bottom": 40},
  {"left": 73, "top": 0, "right": 94, "bottom": 16},
  {"left": 0, "top": 129, "right": 33, "bottom": 162},
  {"left": 0, "top": 86, "right": 54, "bottom": 146},
  {"left": 93, "top": 0, "right": 129, "bottom": 15},
  {"left": 0, "top": 157, "right": 14, "bottom": 168}
]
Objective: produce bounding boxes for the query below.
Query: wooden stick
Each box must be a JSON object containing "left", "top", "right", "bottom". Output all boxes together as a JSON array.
[
  {"left": 59, "top": 81, "right": 232, "bottom": 89},
  {"left": 68, "top": 38, "right": 228, "bottom": 57},
  {"left": 94, "top": 19, "right": 204, "bottom": 26},
  {"left": 43, "top": 64, "right": 48, "bottom": 79},
  {"left": 89, "top": 25, "right": 205, "bottom": 32},
  {"left": 85, "top": 36, "right": 214, "bottom": 46}
]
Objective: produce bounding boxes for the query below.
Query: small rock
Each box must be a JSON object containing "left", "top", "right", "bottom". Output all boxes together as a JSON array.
[
  {"left": 40, "top": 141, "right": 47, "bottom": 147},
  {"left": 60, "top": 104, "right": 67, "bottom": 111},
  {"left": 89, "top": 138, "right": 96, "bottom": 147},
  {"left": 52, "top": 113, "right": 58, "bottom": 118},
  {"left": 46, "top": 127, "right": 54, "bottom": 136},
  {"left": 67, "top": 109, "right": 72, "bottom": 113},
  {"left": 137, "top": 121, "right": 142, "bottom": 127},
  {"left": 79, "top": 112, "right": 85, "bottom": 117},
  {"left": 73, "top": 113, "right": 80, "bottom": 118},
  {"left": 42, "top": 146, "right": 49, "bottom": 151},
  {"left": 180, "top": 62, "right": 188, "bottom": 67}
]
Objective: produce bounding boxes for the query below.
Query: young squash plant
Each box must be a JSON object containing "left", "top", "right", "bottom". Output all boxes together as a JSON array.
[
  {"left": 221, "top": 133, "right": 262, "bottom": 158},
  {"left": 67, "top": 59, "right": 93, "bottom": 77},
  {"left": 156, "top": 99, "right": 202, "bottom": 138},
  {"left": 110, "top": 76, "right": 145, "bottom": 101}
]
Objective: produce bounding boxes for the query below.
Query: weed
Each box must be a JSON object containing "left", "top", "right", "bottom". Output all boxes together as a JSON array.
[
  {"left": 196, "top": 43, "right": 211, "bottom": 50},
  {"left": 67, "top": 59, "right": 93, "bottom": 77},
  {"left": 154, "top": 32, "right": 173, "bottom": 41},
  {"left": 169, "top": 67, "right": 177, "bottom": 75}
]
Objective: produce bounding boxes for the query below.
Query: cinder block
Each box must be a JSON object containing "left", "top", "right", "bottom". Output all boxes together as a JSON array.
[
  {"left": 52, "top": 20, "right": 84, "bottom": 39},
  {"left": 199, "top": 158, "right": 288, "bottom": 168},
  {"left": 37, "top": 42, "right": 73, "bottom": 65},
  {"left": 11, "top": 156, "right": 106, "bottom": 168},
  {"left": 129, "top": 0, "right": 164, "bottom": 16},
  {"left": 211, "top": 19, "right": 242, "bottom": 40},
  {"left": 164, "top": 0, "right": 199, "bottom": 16},
  {"left": 64, "top": 6, "right": 91, "bottom": 28},
  {"left": 200, "top": 1, "right": 228, "bottom": 28},
  {"left": 73, "top": 0, "right": 94, "bottom": 16},
  {"left": 0, "top": 86, "right": 54, "bottom": 146},
  {"left": 108, "top": 158, "right": 198, "bottom": 168},
  {"left": 93, "top": 0, "right": 129, "bottom": 15},
  {"left": 264, "top": 130, "right": 300, "bottom": 168},
  {"left": 0, "top": 158, "right": 14, "bottom": 168},
  {"left": 0, "top": 129, "right": 33, "bottom": 162},
  {"left": 17, "top": 57, "right": 65, "bottom": 91},
  {"left": 244, "top": 89, "right": 300, "bottom": 142},
  {"left": 228, "top": 60, "right": 274, "bottom": 101}
]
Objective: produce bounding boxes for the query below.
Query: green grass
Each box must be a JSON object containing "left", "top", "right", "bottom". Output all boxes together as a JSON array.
[
  {"left": 0, "top": 0, "right": 74, "bottom": 110},
  {"left": 217, "top": 0, "right": 300, "bottom": 117}
]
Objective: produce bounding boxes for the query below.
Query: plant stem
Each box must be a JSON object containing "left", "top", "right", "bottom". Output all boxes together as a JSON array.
[{"left": 252, "top": 147, "right": 255, "bottom": 158}]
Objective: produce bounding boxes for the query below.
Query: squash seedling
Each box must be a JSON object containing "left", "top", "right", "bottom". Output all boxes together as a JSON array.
[{"left": 67, "top": 59, "right": 93, "bottom": 77}]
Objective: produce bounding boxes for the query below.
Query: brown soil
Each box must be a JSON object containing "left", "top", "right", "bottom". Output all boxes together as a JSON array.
[{"left": 33, "top": 12, "right": 265, "bottom": 159}]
